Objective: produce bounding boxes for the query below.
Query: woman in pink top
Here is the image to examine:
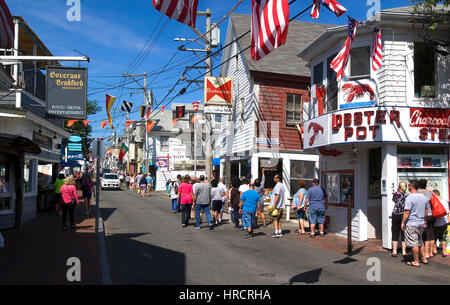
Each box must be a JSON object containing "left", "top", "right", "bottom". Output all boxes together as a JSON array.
[
  {"left": 60, "top": 176, "right": 79, "bottom": 230},
  {"left": 177, "top": 175, "right": 193, "bottom": 227}
]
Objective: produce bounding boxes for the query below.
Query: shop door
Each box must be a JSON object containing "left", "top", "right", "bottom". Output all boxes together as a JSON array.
[{"left": 368, "top": 148, "right": 382, "bottom": 239}]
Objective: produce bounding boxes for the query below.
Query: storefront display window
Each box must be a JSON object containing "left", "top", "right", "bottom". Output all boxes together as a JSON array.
[
  {"left": 290, "top": 160, "right": 315, "bottom": 195},
  {"left": 322, "top": 170, "right": 354, "bottom": 207}
]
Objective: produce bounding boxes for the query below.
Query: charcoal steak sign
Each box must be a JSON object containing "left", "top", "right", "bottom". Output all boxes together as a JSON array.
[
  {"left": 46, "top": 67, "right": 87, "bottom": 119},
  {"left": 303, "top": 106, "right": 450, "bottom": 149}
]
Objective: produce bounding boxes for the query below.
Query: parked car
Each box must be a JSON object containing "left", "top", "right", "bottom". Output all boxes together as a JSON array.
[{"left": 101, "top": 173, "right": 121, "bottom": 191}]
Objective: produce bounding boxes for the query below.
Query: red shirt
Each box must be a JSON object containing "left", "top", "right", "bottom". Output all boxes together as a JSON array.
[{"left": 178, "top": 182, "right": 193, "bottom": 205}]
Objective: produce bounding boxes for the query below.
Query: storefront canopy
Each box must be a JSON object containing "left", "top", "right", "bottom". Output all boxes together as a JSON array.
[{"left": 0, "top": 133, "right": 41, "bottom": 155}]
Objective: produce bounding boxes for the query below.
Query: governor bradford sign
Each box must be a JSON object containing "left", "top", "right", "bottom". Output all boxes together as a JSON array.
[
  {"left": 204, "top": 76, "right": 233, "bottom": 115},
  {"left": 303, "top": 106, "right": 450, "bottom": 149},
  {"left": 46, "top": 67, "right": 87, "bottom": 119}
]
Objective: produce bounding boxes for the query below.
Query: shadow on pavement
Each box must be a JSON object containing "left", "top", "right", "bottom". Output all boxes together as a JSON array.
[
  {"left": 289, "top": 268, "right": 322, "bottom": 284},
  {"left": 105, "top": 233, "right": 185, "bottom": 285},
  {"left": 99, "top": 208, "right": 117, "bottom": 222}
]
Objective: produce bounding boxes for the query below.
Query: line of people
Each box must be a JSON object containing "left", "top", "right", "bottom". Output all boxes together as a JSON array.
[{"left": 391, "top": 179, "right": 449, "bottom": 267}]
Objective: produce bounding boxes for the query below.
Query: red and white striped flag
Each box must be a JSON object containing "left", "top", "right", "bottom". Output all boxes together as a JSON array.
[
  {"left": 192, "top": 101, "right": 200, "bottom": 112},
  {"left": 329, "top": 16, "right": 358, "bottom": 82},
  {"left": 311, "top": 0, "right": 347, "bottom": 19},
  {"left": 0, "top": 0, "right": 14, "bottom": 49},
  {"left": 152, "top": 0, "right": 199, "bottom": 28},
  {"left": 251, "top": 0, "right": 289, "bottom": 61},
  {"left": 371, "top": 27, "right": 382, "bottom": 71}
]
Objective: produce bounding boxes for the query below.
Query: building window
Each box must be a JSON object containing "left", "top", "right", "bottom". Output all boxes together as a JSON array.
[
  {"left": 350, "top": 47, "right": 371, "bottom": 79},
  {"left": 327, "top": 54, "right": 338, "bottom": 112},
  {"left": 0, "top": 161, "right": 10, "bottom": 194},
  {"left": 368, "top": 148, "right": 382, "bottom": 199},
  {"left": 160, "top": 137, "right": 169, "bottom": 152},
  {"left": 290, "top": 160, "right": 316, "bottom": 195},
  {"left": 286, "top": 94, "right": 302, "bottom": 126},
  {"left": 414, "top": 42, "right": 436, "bottom": 98},
  {"left": 313, "top": 62, "right": 323, "bottom": 86},
  {"left": 322, "top": 170, "right": 354, "bottom": 207}
]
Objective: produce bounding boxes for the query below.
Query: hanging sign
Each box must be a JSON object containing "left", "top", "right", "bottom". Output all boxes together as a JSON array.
[
  {"left": 339, "top": 78, "right": 377, "bottom": 110},
  {"left": 204, "top": 76, "right": 233, "bottom": 115},
  {"left": 46, "top": 67, "right": 87, "bottom": 119}
]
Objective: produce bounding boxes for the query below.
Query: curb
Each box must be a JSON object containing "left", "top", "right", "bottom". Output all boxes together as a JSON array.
[{"left": 97, "top": 215, "right": 112, "bottom": 285}]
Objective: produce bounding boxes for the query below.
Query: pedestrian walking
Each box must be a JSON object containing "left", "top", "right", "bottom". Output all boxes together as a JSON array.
[
  {"left": 139, "top": 174, "right": 148, "bottom": 198},
  {"left": 193, "top": 175, "right": 213, "bottom": 230},
  {"left": 211, "top": 179, "right": 225, "bottom": 226},
  {"left": 239, "top": 184, "right": 261, "bottom": 239},
  {"left": 292, "top": 180, "right": 308, "bottom": 235},
  {"left": 178, "top": 175, "right": 194, "bottom": 227},
  {"left": 270, "top": 174, "right": 286, "bottom": 238},
  {"left": 402, "top": 180, "right": 430, "bottom": 267},
  {"left": 169, "top": 178, "right": 180, "bottom": 213},
  {"left": 130, "top": 174, "right": 135, "bottom": 192},
  {"left": 230, "top": 178, "right": 242, "bottom": 229},
  {"left": 304, "top": 179, "right": 328, "bottom": 238},
  {"left": 136, "top": 172, "right": 143, "bottom": 194},
  {"left": 239, "top": 178, "right": 250, "bottom": 198},
  {"left": 253, "top": 170, "right": 266, "bottom": 228},
  {"left": 53, "top": 173, "right": 65, "bottom": 216},
  {"left": 432, "top": 190, "right": 449, "bottom": 257},
  {"left": 60, "top": 176, "right": 79, "bottom": 230},
  {"left": 125, "top": 174, "right": 130, "bottom": 190},
  {"left": 81, "top": 174, "right": 95, "bottom": 216},
  {"left": 391, "top": 181, "right": 408, "bottom": 257},
  {"left": 218, "top": 178, "right": 228, "bottom": 224},
  {"left": 418, "top": 179, "right": 435, "bottom": 258},
  {"left": 176, "top": 175, "right": 182, "bottom": 212},
  {"left": 146, "top": 174, "right": 153, "bottom": 196},
  {"left": 119, "top": 172, "right": 125, "bottom": 187}
]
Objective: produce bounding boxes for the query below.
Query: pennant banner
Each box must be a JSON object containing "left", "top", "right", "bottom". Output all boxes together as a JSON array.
[
  {"left": 192, "top": 101, "right": 200, "bottom": 112},
  {"left": 125, "top": 120, "right": 136, "bottom": 128},
  {"left": 82, "top": 120, "right": 92, "bottom": 127},
  {"left": 67, "top": 120, "right": 78, "bottom": 127},
  {"left": 121, "top": 100, "right": 133, "bottom": 113},
  {"left": 106, "top": 94, "right": 116, "bottom": 129},
  {"left": 101, "top": 121, "right": 108, "bottom": 129},
  {"left": 146, "top": 120, "right": 157, "bottom": 133}
]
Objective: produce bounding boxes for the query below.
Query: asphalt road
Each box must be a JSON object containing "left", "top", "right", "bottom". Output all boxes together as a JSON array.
[{"left": 100, "top": 188, "right": 450, "bottom": 285}]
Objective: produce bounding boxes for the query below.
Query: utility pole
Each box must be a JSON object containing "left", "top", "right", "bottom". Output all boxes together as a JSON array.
[{"left": 122, "top": 73, "right": 150, "bottom": 174}]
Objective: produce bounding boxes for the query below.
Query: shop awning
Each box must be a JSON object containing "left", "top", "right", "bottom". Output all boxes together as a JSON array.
[{"left": 0, "top": 133, "right": 41, "bottom": 155}]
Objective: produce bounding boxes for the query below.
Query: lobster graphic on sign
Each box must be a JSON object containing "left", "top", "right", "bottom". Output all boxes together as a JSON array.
[
  {"left": 342, "top": 83, "right": 375, "bottom": 103},
  {"left": 339, "top": 79, "right": 378, "bottom": 109},
  {"left": 308, "top": 122, "right": 324, "bottom": 146}
]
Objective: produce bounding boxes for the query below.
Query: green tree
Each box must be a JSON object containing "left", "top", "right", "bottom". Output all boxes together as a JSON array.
[
  {"left": 65, "top": 99, "right": 101, "bottom": 159},
  {"left": 410, "top": 0, "right": 450, "bottom": 30}
]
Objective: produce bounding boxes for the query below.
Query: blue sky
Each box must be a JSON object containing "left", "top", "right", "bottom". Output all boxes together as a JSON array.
[{"left": 7, "top": 0, "right": 413, "bottom": 138}]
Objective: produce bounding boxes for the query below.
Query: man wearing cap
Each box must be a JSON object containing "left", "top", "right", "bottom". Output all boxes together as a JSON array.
[
  {"left": 270, "top": 174, "right": 286, "bottom": 238},
  {"left": 305, "top": 179, "right": 328, "bottom": 238}
]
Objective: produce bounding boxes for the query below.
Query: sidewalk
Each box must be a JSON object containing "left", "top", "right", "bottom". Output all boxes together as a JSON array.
[{"left": 0, "top": 202, "right": 102, "bottom": 285}]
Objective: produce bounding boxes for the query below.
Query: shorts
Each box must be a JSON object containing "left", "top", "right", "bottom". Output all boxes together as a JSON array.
[
  {"left": 242, "top": 212, "right": 255, "bottom": 229},
  {"left": 212, "top": 200, "right": 223, "bottom": 212},
  {"left": 405, "top": 226, "right": 424, "bottom": 248},
  {"left": 271, "top": 208, "right": 283, "bottom": 223},
  {"left": 82, "top": 191, "right": 92, "bottom": 199},
  {"left": 308, "top": 208, "right": 326, "bottom": 225},
  {"left": 258, "top": 197, "right": 265, "bottom": 212},
  {"left": 423, "top": 216, "right": 435, "bottom": 241},
  {"left": 433, "top": 225, "right": 448, "bottom": 243},
  {"left": 295, "top": 207, "right": 306, "bottom": 220}
]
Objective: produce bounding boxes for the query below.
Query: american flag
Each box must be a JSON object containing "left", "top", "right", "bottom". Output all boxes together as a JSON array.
[
  {"left": 121, "top": 100, "right": 133, "bottom": 113},
  {"left": 0, "top": 0, "right": 14, "bottom": 49},
  {"left": 310, "top": 0, "right": 347, "bottom": 19},
  {"left": 329, "top": 16, "right": 358, "bottom": 82},
  {"left": 152, "top": 0, "right": 199, "bottom": 27},
  {"left": 140, "top": 105, "right": 151, "bottom": 120},
  {"left": 251, "top": 0, "right": 289, "bottom": 61},
  {"left": 371, "top": 27, "right": 382, "bottom": 71}
]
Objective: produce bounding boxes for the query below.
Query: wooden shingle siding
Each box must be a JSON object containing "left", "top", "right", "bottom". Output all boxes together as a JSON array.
[{"left": 378, "top": 41, "right": 407, "bottom": 104}]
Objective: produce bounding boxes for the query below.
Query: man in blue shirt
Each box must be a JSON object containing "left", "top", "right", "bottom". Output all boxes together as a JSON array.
[
  {"left": 146, "top": 174, "right": 154, "bottom": 196},
  {"left": 240, "top": 185, "right": 261, "bottom": 239},
  {"left": 305, "top": 179, "right": 328, "bottom": 238}
]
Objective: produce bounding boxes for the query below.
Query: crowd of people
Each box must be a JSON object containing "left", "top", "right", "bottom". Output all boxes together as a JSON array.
[
  {"left": 164, "top": 171, "right": 330, "bottom": 240},
  {"left": 53, "top": 167, "right": 95, "bottom": 230},
  {"left": 391, "top": 179, "right": 449, "bottom": 266},
  {"left": 122, "top": 172, "right": 155, "bottom": 197}
]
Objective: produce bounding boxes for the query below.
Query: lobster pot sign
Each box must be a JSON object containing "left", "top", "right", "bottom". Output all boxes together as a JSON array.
[{"left": 339, "top": 78, "right": 378, "bottom": 110}]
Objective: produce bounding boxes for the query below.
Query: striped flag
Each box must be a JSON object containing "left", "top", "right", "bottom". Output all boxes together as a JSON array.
[
  {"left": 371, "top": 27, "right": 382, "bottom": 71},
  {"left": 176, "top": 105, "right": 185, "bottom": 118},
  {"left": 329, "top": 16, "right": 358, "bottom": 82},
  {"left": 0, "top": 0, "right": 14, "bottom": 49},
  {"left": 251, "top": 0, "right": 289, "bottom": 61},
  {"left": 192, "top": 101, "right": 200, "bottom": 112},
  {"left": 140, "top": 105, "right": 151, "bottom": 120},
  {"left": 121, "top": 101, "right": 133, "bottom": 113},
  {"left": 152, "top": 0, "right": 199, "bottom": 27},
  {"left": 105, "top": 94, "right": 116, "bottom": 129},
  {"left": 311, "top": 0, "right": 347, "bottom": 19}
]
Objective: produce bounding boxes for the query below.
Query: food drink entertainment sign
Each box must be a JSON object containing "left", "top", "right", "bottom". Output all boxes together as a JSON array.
[
  {"left": 204, "top": 76, "right": 233, "bottom": 115},
  {"left": 46, "top": 67, "right": 87, "bottom": 119},
  {"left": 303, "top": 106, "right": 450, "bottom": 149}
]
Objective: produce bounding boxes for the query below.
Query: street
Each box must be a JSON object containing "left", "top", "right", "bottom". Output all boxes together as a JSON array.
[{"left": 100, "top": 189, "right": 450, "bottom": 285}]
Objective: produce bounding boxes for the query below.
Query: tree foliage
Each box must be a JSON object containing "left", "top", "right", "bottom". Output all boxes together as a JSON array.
[{"left": 410, "top": 0, "right": 450, "bottom": 31}]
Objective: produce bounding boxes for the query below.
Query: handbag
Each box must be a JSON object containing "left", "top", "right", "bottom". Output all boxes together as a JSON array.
[
  {"left": 430, "top": 194, "right": 448, "bottom": 218},
  {"left": 68, "top": 187, "right": 77, "bottom": 207},
  {"left": 190, "top": 207, "right": 195, "bottom": 219}
]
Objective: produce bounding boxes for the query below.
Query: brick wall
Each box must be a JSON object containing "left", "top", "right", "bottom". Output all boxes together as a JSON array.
[{"left": 256, "top": 83, "right": 310, "bottom": 151}]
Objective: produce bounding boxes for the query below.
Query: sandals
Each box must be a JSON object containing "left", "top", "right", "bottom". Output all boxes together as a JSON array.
[
  {"left": 406, "top": 262, "right": 421, "bottom": 267},
  {"left": 391, "top": 253, "right": 398, "bottom": 257}
]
